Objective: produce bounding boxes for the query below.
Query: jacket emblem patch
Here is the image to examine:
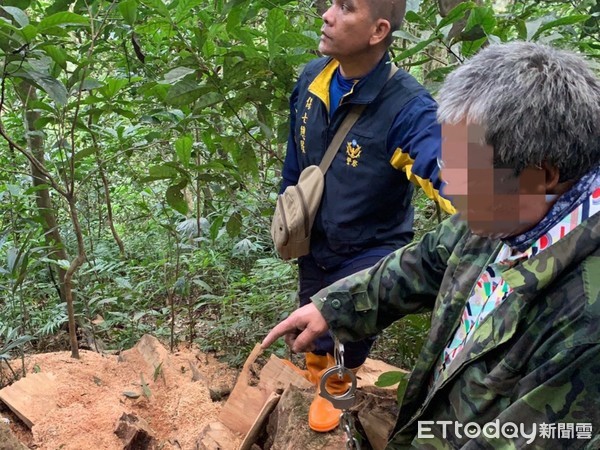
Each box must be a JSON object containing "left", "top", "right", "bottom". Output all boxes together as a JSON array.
[{"left": 346, "top": 139, "right": 362, "bottom": 167}]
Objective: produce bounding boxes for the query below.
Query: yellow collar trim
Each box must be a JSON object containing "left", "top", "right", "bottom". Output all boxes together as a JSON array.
[{"left": 308, "top": 59, "right": 340, "bottom": 113}]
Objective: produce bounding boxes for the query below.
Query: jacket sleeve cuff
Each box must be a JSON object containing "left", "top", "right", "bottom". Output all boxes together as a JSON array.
[{"left": 311, "top": 289, "right": 378, "bottom": 343}]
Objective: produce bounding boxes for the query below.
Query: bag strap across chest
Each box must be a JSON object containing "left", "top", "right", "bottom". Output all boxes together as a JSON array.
[{"left": 318, "top": 64, "right": 398, "bottom": 173}]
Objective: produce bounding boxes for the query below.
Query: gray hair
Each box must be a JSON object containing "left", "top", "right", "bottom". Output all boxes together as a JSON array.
[{"left": 437, "top": 41, "right": 600, "bottom": 181}]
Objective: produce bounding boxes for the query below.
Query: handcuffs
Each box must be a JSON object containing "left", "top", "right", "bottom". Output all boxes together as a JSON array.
[{"left": 318, "top": 337, "right": 361, "bottom": 449}]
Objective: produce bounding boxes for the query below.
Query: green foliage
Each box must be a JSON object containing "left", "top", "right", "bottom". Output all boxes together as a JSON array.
[
  {"left": 0, "top": 326, "right": 34, "bottom": 387},
  {"left": 198, "top": 254, "right": 297, "bottom": 366},
  {"left": 375, "top": 370, "right": 409, "bottom": 403},
  {"left": 0, "top": 0, "right": 598, "bottom": 379},
  {"left": 392, "top": 0, "right": 599, "bottom": 92},
  {"left": 375, "top": 371, "right": 406, "bottom": 387},
  {"left": 0, "top": 328, "right": 34, "bottom": 361},
  {"left": 140, "top": 372, "right": 151, "bottom": 398}
]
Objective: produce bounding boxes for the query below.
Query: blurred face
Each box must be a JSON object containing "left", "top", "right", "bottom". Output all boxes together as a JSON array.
[
  {"left": 440, "top": 122, "right": 552, "bottom": 238},
  {"left": 319, "top": 0, "right": 379, "bottom": 60}
]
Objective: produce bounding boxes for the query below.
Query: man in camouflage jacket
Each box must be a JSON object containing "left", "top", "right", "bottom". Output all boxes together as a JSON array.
[
  {"left": 263, "top": 42, "right": 600, "bottom": 449},
  {"left": 312, "top": 211, "right": 600, "bottom": 448}
]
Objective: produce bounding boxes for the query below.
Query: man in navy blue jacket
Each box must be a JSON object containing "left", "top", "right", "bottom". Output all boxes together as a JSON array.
[{"left": 279, "top": 0, "right": 454, "bottom": 432}]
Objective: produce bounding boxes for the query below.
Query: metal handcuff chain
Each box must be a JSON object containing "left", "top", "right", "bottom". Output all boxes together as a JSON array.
[{"left": 318, "top": 337, "right": 361, "bottom": 450}]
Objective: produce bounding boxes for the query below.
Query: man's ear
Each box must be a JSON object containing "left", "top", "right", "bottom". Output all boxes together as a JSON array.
[
  {"left": 370, "top": 18, "right": 391, "bottom": 46},
  {"left": 542, "top": 161, "right": 561, "bottom": 192}
]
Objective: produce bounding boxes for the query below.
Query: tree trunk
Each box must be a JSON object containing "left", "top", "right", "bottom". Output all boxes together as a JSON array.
[
  {"left": 19, "top": 84, "right": 69, "bottom": 303},
  {"left": 17, "top": 82, "right": 81, "bottom": 359},
  {"left": 64, "top": 197, "right": 87, "bottom": 359},
  {"left": 195, "top": 128, "right": 204, "bottom": 247},
  {"left": 96, "top": 154, "right": 126, "bottom": 257}
]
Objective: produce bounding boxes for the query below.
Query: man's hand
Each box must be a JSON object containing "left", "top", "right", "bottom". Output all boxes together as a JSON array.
[{"left": 261, "top": 303, "right": 329, "bottom": 353}]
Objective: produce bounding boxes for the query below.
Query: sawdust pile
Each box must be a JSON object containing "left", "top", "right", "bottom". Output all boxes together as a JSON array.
[{"left": 1, "top": 335, "right": 240, "bottom": 450}]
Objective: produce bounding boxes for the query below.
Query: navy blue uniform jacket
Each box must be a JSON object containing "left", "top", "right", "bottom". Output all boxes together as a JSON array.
[{"left": 281, "top": 53, "right": 454, "bottom": 270}]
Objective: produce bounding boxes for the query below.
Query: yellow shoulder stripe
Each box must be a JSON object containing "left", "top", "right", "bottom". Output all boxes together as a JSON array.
[
  {"left": 390, "top": 147, "right": 456, "bottom": 215},
  {"left": 308, "top": 59, "right": 339, "bottom": 113}
]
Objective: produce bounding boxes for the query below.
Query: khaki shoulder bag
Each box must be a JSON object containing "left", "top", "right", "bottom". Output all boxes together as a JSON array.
[
  {"left": 271, "top": 65, "right": 398, "bottom": 260},
  {"left": 271, "top": 105, "right": 365, "bottom": 260}
]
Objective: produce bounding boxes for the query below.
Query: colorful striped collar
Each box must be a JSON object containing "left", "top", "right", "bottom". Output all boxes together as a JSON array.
[{"left": 504, "top": 166, "right": 600, "bottom": 252}]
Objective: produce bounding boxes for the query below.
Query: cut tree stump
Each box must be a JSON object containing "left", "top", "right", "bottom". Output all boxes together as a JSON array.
[
  {"left": 353, "top": 386, "right": 399, "bottom": 450},
  {"left": 239, "top": 391, "right": 281, "bottom": 450},
  {"left": 195, "top": 421, "right": 241, "bottom": 450},
  {"left": 119, "top": 334, "right": 171, "bottom": 383},
  {"left": 265, "top": 385, "right": 346, "bottom": 450},
  {"left": 0, "top": 372, "right": 58, "bottom": 429},
  {"left": 261, "top": 384, "right": 399, "bottom": 450},
  {"left": 218, "top": 344, "right": 312, "bottom": 436},
  {"left": 219, "top": 344, "right": 408, "bottom": 450}
]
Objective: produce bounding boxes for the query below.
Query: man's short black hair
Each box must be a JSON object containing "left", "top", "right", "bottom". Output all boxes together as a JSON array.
[{"left": 366, "top": 0, "right": 407, "bottom": 46}]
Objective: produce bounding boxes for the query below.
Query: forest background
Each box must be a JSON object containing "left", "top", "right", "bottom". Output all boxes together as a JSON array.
[{"left": 1, "top": 0, "right": 599, "bottom": 386}]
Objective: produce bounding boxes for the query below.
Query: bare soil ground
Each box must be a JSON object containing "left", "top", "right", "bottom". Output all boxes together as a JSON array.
[{"left": 0, "top": 337, "right": 240, "bottom": 450}]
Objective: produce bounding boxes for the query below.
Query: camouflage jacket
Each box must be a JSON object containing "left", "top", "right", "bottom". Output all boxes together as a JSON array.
[{"left": 312, "top": 213, "right": 600, "bottom": 449}]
